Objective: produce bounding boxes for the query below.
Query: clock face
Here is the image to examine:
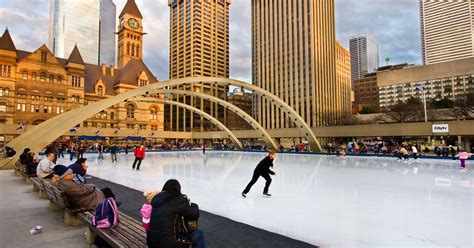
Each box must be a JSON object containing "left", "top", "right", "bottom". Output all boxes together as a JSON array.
[{"left": 128, "top": 18, "right": 139, "bottom": 30}]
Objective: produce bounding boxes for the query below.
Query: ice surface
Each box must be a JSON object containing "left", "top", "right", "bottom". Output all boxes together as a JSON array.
[{"left": 57, "top": 151, "right": 473, "bottom": 247}]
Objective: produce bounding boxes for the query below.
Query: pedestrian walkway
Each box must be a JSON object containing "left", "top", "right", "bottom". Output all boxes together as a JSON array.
[{"left": 0, "top": 171, "right": 85, "bottom": 248}]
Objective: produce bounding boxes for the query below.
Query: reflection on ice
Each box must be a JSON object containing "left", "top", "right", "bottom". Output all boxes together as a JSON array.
[{"left": 57, "top": 151, "right": 473, "bottom": 247}]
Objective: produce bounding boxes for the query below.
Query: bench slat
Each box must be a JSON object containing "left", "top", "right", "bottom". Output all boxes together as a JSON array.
[{"left": 79, "top": 211, "right": 147, "bottom": 248}]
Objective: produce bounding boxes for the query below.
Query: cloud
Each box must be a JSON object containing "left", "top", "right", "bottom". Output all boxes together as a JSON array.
[{"left": 3, "top": 0, "right": 423, "bottom": 83}]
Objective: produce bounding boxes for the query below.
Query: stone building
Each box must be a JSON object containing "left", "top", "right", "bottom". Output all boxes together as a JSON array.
[{"left": 0, "top": 0, "right": 163, "bottom": 137}]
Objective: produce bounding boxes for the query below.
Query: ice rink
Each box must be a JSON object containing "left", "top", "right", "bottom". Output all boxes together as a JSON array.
[{"left": 57, "top": 151, "right": 473, "bottom": 247}]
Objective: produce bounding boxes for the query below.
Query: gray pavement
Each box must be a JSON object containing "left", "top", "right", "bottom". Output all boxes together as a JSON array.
[{"left": 0, "top": 171, "right": 86, "bottom": 248}]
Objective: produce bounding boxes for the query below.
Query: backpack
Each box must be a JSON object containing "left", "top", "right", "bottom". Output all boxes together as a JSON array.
[{"left": 93, "top": 197, "right": 119, "bottom": 229}]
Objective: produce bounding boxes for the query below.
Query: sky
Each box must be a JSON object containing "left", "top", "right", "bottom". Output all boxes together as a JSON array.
[{"left": 0, "top": 0, "right": 421, "bottom": 82}]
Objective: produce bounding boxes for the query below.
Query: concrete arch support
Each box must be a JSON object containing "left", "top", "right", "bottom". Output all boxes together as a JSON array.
[{"left": 147, "top": 89, "right": 279, "bottom": 150}]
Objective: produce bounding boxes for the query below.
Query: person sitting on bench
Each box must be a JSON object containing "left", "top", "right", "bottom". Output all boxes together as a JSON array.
[
  {"left": 147, "top": 179, "right": 205, "bottom": 248},
  {"left": 54, "top": 165, "right": 112, "bottom": 209},
  {"left": 36, "top": 152, "right": 56, "bottom": 179}
]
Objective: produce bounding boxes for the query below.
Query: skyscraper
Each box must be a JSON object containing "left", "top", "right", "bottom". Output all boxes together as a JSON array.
[
  {"left": 252, "top": 0, "right": 343, "bottom": 128},
  {"left": 349, "top": 33, "right": 379, "bottom": 82},
  {"left": 166, "top": 0, "right": 231, "bottom": 132},
  {"left": 48, "top": 0, "right": 116, "bottom": 65},
  {"left": 420, "top": 0, "right": 474, "bottom": 64}
]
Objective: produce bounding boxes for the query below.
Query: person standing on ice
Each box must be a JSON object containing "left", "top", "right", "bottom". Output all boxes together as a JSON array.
[
  {"left": 242, "top": 150, "right": 277, "bottom": 198},
  {"left": 132, "top": 145, "right": 146, "bottom": 170}
]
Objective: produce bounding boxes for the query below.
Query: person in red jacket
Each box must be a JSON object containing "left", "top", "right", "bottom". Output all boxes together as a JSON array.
[{"left": 132, "top": 145, "right": 146, "bottom": 170}]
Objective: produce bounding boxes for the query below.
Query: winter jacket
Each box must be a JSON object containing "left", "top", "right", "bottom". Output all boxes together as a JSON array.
[
  {"left": 457, "top": 152, "right": 471, "bottom": 160},
  {"left": 57, "top": 180, "right": 104, "bottom": 209},
  {"left": 68, "top": 162, "right": 87, "bottom": 176},
  {"left": 134, "top": 148, "right": 145, "bottom": 159},
  {"left": 147, "top": 192, "right": 200, "bottom": 248},
  {"left": 255, "top": 156, "right": 275, "bottom": 175},
  {"left": 36, "top": 158, "right": 56, "bottom": 178}
]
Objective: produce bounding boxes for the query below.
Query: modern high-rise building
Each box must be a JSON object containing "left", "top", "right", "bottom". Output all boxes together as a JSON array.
[
  {"left": 252, "top": 0, "right": 344, "bottom": 128},
  {"left": 166, "top": 0, "right": 231, "bottom": 132},
  {"left": 420, "top": 0, "right": 474, "bottom": 65},
  {"left": 48, "top": 0, "right": 116, "bottom": 65},
  {"left": 349, "top": 33, "right": 379, "bottom": 82},
  {"left": 335, "top": 41, "right": 352, "bottom": 120}
]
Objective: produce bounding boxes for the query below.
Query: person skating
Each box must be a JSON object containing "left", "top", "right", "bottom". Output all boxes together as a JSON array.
[
  {"left": 455, "top": 149, "right": 472, "bottom": 170},
  {"left": 242, "top": 150, "right": 277, "bottom": 198},
  {"left": 132, "top": 145, "right": 146, "bottom": 170}
]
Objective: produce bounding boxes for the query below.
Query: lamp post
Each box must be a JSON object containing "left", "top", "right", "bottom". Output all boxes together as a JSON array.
[{"left": 416, "top": 86, "right": 428, "bottom": 123}]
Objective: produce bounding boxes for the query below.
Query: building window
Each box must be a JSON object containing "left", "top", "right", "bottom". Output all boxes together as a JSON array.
[
  {"left": 72, "top": 76, "right": 81, "bottom": 87},
  {"left": 127, "top": 42, "right": 130, "bottom": 55},
  {"left": 32, "top": 72, "right": 37, "bottom": 81},
  {"left": 150, "top": 107, "right": 158, "bottom": 120},
  {"left": 49, "top": 75, "right": 54, "bottom": 83},
  {"left": 0, "top": 65, "right": 12, "bottom": 77},
  {"left": 136, "top": 45, "right": 140, "bottom": 57},
  {"left": 139, "top": 124, "right": 146, "bottom": 130},
  {"left": 139, "top": 79, "right": 148, "bottom": 87},
  {"left": 97, "top": 85, "right": 104, "bottom": 96},
  {"left": 22, "top": 71, "right": 28, "bottom": 80},
  {"left": 40, "top": 72, "right": 46, "bottom": 82},
  {"left": 41, "top": 51, "right": 47, "bottom": 63},
  {"left": 71, "top": 95, "right": 80, "bottom": 103},
  {"left": 57, "top": 76, "right": 62, "bottom": 84},
  {"left": 16, "top": 103, "right": 26, "bottom": 112},
  {"left": 0, "top": 102, "right": 6, "bottom": 112},
  {"left": 127, "top": 124, "right": 135, "bottom": 129},
  {"left": 31, "top": 104, "right": 40, "bottom": 113},
  {"left": 126, "top": 104, "right": 135, "bottom": 118}
]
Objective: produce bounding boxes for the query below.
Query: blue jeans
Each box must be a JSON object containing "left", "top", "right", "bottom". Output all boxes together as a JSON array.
[{"left": 192, "top": 229, "right": 205, "bottom": 248}]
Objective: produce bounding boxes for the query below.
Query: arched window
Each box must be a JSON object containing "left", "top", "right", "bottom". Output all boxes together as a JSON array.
[
  {"left": 136, "top": 45, "right": 140, "bottom": 57},
  {"left": 150, "top": 107, "right": 158, "bottom": 120},
  {"left": 49, "top": 75, "right": 54, "bottom": 83},
  {"left": 57, "top": 76, "right": 62, "bottom": 84},
  {"left": 32, "top": 72, "right": 37, "bottom": 81},
  {"left": 110, "top": 112, "right": 115, "bottom": 120},
  {"left": 0, "top": 102, "right": 6, "bottom": 112},
  {"left": 4, "top": 88, "right": 9, "bottom": 97},
  {"left": 127, "top": 42, "right": 130, "bottom": 55},
  {"left": 22, "top": 71, "right": 28, "bottom": 80},
  {"left": 97, "top": 85, "right": 104, "bottom": 96},
  {"left": 131, "top": 43, "right": 135, "bottom": 56},
  {"left": 40, "top": 72, "right": 46, "bottom": 82},
  {"left": 126, "top": 104, "right": 135, "bottom": 118},
  {"left": 100, "top": 111, "right": 107, "bottom": 119}
]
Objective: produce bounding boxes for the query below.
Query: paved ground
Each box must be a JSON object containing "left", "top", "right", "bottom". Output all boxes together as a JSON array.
[{"left": 0, "top": 171, "right": 85, "bottom": 248}]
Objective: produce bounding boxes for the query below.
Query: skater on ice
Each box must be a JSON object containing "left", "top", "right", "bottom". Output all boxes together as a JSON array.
[{"left": 242, "top": 150, "right": 277, "bottom": 198}]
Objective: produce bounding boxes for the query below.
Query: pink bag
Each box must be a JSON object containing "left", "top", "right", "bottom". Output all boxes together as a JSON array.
[
  {"left": 140, "top": 203, "right": 152, "bottom": 231},
  {"left": 92, "top": 198, "right": 119, "bottom": 229}
]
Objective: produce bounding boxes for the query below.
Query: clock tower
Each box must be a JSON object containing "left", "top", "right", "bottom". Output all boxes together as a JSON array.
[{"left": 117, "top": 0, "right": 143, "bottom": 69}]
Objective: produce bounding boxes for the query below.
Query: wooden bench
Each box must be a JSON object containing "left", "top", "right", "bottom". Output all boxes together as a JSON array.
[
  {"left": 30, "top": 177, "right": 47, "bottom": 199},
  {"left": 14, "top": 160, "right": 22, "bottom": 177},
  {"left": 19, "top": 163, "right": 36, "bottom": 184},
  {"left": 78, "top": 211, "right": 147, "bottom": 248},
  {"left": 42, "top": 180, "right": 94, "bottom": 226}
]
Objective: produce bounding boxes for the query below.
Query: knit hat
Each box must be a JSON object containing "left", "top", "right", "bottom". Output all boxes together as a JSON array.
[
  {"left": 54, "top": 165, "right": 73, "bottom": 178},
  {"left": 143, "top": 191, "right": 158, "bottom": 203}
]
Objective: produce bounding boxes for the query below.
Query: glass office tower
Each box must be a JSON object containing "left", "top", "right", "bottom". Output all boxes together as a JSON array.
[{"left": 49, "top": 0, "right": 116, "bottom": 65}]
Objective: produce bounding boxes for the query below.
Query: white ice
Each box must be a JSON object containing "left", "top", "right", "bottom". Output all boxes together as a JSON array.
[{"left": 57, "top": 151, "right": 474, "bottom": 247}]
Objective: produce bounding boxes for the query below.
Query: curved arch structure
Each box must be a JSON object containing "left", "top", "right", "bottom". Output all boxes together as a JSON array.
[
  {"left": 144, "top": 89, "right": 278, "bottom": 150},
  {"left": 1, "top": 77, "right": 321, "bottom": 169}
]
